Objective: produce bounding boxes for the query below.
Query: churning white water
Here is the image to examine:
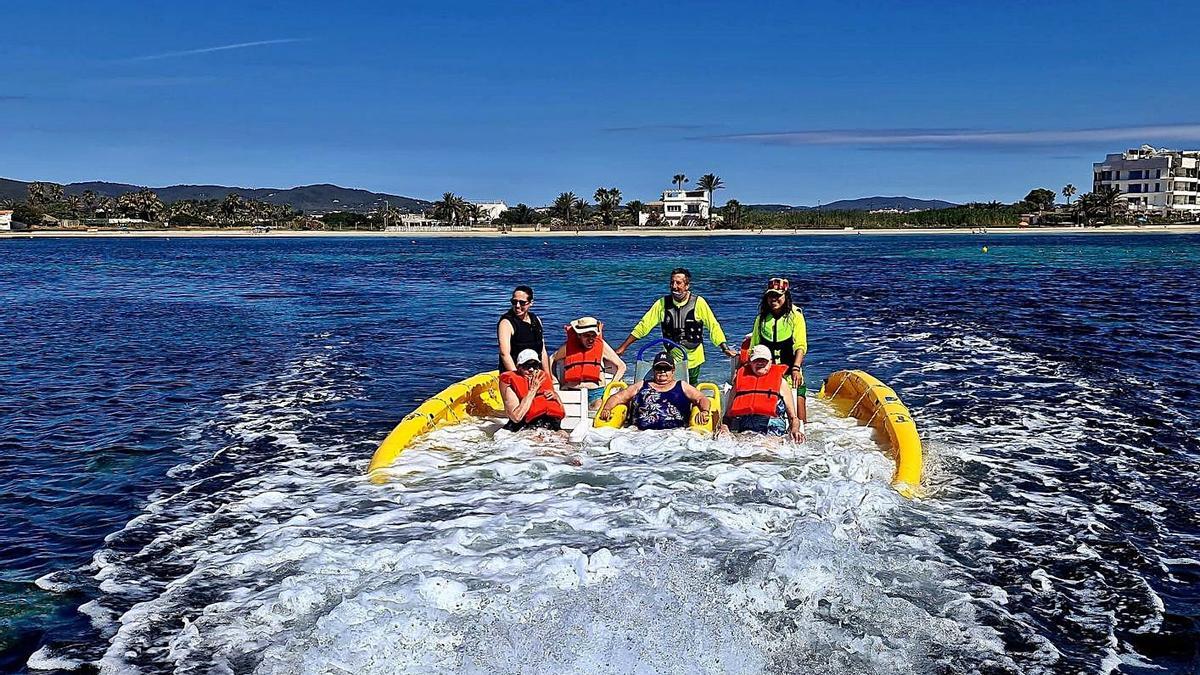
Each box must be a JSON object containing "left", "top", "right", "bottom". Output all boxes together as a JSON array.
[{"left": 32, "top": 344, "right": 1049, "bottom": 673}]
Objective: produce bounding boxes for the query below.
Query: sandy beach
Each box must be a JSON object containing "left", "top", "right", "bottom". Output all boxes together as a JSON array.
[{"left": 4, "top": 224, "right": 1199, "bottom": 239}]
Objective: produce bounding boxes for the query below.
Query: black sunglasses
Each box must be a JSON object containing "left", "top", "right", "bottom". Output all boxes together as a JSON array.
[
  {"left": 510, "top": 299, "right": 530, "bottom": 306},
  {"left": 520, "top": 361, "right": 541, "bottom": 369},
  {"left": 652, "top": 364, "right": 673, "bottom": 372}
]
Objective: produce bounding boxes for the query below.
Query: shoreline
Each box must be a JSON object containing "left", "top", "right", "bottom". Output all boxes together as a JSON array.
[{"left": 3, "top": 224, "right": 1199, "bottom": 239}]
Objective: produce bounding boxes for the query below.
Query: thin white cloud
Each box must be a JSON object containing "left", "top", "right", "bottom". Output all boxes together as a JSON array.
[
  {"left": 120, "top": 39, "right": 307, "bottom": 62},
  {"left": 698, "top": 124, "right": 1200, "bottom": 148}
]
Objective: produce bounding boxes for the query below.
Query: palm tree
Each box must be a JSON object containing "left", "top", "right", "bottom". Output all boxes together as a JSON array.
[
  {"left": 79, "top": 190, "right": 102, "bottom": 217},
  {"left": 723, "top": 199, "right": 742, "bottom": 228},
  {"left": 672, "top": 174, "right": 688, "bottom": 189},
  {"left": 696, "top": 174, "right": 724, "bottom": 223},
  {"left": 433, "top": 192, "right": 461, "bottom": 225},
  {"left": 27, "top": 182, "right": 65, "bottom": 207},
  {"left": 467, "top": 203, "right": 485, "bottom": 226},
  {"left": 220, "top": 193, "right": 249, "bottom": 224},
  {"left": 1062, "top": 184, "right": 1077, "bottom": 205},
  {"left": 625, "top": 200, "right": 644, "bottom": 227},
  {"left": 1095, "top": 185, "right": 1124, "bottom": 223},
  {"left": 553, "top": 192, "right": 577, "bottom": 228},
  {"left": 594, "top": 187, "right": 622, "bottom": 228},
  {"left": 696, "top": 173, "right": 723, "bottom": 194},
  {"left": 509, "top": 203, "right": 535, "bottom": 224}
]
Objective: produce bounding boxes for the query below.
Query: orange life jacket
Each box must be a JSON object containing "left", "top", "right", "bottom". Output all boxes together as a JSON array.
[
  {"left": 499, "top": 371, "right": 565, "bottom": 422},
  {"left": 728, "top": 363, "right": 788, "bottom": 418},
  {"left": 562, "top": 328, "right": 604, "bottom": 386}
]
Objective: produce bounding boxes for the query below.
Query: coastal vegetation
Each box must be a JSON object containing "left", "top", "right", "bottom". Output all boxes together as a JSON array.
[
  {"left": 5, "top": 181, "right": 313, "bottom": 228},
  {"left": 4, "top": 175, "right": 1190, "bottom": 233}
]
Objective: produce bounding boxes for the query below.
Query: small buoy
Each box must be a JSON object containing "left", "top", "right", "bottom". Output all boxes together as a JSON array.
[
  {"left": 982, "top": 246, "right": 989, "bottom": 253},
  {"left": 543, "top": 241, "right": 549, "bottom": 245}
]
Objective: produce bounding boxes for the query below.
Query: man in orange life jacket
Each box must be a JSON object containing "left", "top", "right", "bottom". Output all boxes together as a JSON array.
[
  {"left": 548, "top": 316, "right": 627, "bottom": 410},
  {"left": 721, "top": 344, "right": 804, "bottom": 442},
  {"left": 498, "top": 349, "right": 566, "bottom": 432}
]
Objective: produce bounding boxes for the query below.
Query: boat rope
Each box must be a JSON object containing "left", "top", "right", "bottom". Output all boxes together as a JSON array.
[{"left": 826, "top": 374, "right": 851, "bottom": 400}]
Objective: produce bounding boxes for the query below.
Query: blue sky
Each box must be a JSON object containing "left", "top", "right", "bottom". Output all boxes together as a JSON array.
[{"left": 3, "top": 0, "right": 1199, "bottom": 205}]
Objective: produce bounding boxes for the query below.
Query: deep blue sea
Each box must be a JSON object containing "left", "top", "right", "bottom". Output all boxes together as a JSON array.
[{"left": 1, "top": 234, "right": 1198, "bottom": 673}]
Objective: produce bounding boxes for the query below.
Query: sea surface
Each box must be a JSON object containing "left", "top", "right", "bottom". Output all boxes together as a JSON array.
[{"left": 1, "top": 233, "right": 1198, "bottom": 674}]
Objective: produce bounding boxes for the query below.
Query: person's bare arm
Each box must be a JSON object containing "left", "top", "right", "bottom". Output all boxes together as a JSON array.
[
  {"left": 499, "top": 380, "right": 530, "bottom": 422},
  {"left": 779, "top": 380, "right": 803, "bottom": 442},
  {"left": 681, "top": 382, "right": 712, "bottom": 424},
  {"left": 548, "top": 344, "right": 566, "bottom": 380},
  {"left": 601, "top": 342, "right": 627, "bottom": 381},
  {"left": 615, "top": 334, "right": 637, "bottom": 357},
  {"left": 497, "top": 319, "right": 516, "bottom": 372},
  {"left": 597, "top": 384, "right": 638, "bottom": 420}
]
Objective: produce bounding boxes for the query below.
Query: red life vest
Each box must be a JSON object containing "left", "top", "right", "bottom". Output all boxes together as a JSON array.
[
  {"left": 499, "top": 371, "right": 565, "bottom": 422},
  {"left": 562, "top": 328, "right": 604, "bottom": 386},
  {"left": 728, "top": 364, "right": 788, "bottom": 418}
]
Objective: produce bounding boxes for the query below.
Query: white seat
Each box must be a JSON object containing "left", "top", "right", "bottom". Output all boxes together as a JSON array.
[{"left": 554, "top": 372, "right": 616, "bottom": 431}]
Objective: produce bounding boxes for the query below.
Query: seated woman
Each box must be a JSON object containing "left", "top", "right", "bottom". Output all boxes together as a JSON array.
[
  {"left": 498, "top": 349, "right": 566, "bottom": 431},
  {"left": 548, "top": 316, "right": 627, "bottom": 410},
  {"left": 721, "top": 345, "right": 804, "bottom": 442},
  {"left": 597, "top": 351, "right": 711, "bottom": 430}
]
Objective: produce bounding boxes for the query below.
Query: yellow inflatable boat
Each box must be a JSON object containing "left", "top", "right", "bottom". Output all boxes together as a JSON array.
[
  {"left": 367, "top": 370, "right": 722, "bottom": 477},
  {"left": 366, "top": 361, "right": 922, "bottom": 498},
  {"left": 819, "top": 369, "right": 923, "bottom": 497}
]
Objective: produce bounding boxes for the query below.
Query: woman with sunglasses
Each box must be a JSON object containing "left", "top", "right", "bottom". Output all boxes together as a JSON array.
[
  {"left": 498, "top": 285, "right": 550, "bottom": 374},
  {"left": 750, "top": 277, "right": 808, "bottom": 428},
  {"left": 597, "top": 351, "right": 711, "bottom": 431}
]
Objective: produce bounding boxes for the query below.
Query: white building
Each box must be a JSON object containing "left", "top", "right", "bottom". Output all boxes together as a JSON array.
[
  {"left": 1093, "top": 146, "right": 1200, "bottom": 214},
  {"left": 384, "top": 213, "right": 467, "bottom": 232},
  {"left": 639, "top": 188, "right": 710, "bottom": 227},
  {"left": 0, "top": 210, "right": 11, "bottom": 230},
  {"left": 469, "top": 201, "right": 508, "bottom": 222}
]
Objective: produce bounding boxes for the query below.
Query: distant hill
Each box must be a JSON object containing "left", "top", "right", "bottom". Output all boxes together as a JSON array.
[
  {"left": 745, "top": 196, "right": 957, "bottom": 212},
  {"left": 0, "top": 178, "right": 432, "bottom": 214}
]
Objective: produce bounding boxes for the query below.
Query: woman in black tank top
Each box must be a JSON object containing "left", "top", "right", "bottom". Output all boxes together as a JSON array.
[{"left": 497, "top": 285, "right": 547, "bottom": 371}]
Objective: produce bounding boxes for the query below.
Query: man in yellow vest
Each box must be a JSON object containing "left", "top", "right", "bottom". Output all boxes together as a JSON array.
[{"left": 615, "top": 267, "right": 736, "bottom": 385}]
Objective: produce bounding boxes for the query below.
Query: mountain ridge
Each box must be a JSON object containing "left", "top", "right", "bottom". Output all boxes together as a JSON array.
[
  {"left": 0, "top": 178, "right": 432, "bottom": 214},
  {"left": 745, "top": 196, "right": 958, "bottom": 212}
]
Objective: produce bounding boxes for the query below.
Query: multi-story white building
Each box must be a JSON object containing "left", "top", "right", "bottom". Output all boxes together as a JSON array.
[
  {"left": 1093, "top": 146, "right": 1200, "bottom": 214},
  {"left": 639, "top": 188, "right": 710, "bottom": 226}
]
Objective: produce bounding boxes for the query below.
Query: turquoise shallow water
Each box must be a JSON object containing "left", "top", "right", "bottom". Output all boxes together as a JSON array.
[{"left": 1, "top": 233, "right": 1198, "bottom": 673}]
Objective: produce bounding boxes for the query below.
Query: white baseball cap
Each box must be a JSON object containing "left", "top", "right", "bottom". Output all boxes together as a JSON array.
[
  {"left": 516, "top": 349, "right": 541, "bottom": 367},
  {"left": 749, "top": 344, "right": 773, "bottom": 362}
]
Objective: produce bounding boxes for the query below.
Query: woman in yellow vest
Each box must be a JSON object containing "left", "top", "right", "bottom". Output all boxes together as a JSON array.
[{"left": 748, "top": 277, "right": 807, "bottom": 427}]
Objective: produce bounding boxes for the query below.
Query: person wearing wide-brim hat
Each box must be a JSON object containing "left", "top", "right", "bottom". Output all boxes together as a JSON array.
[
  {"left": 749, "top": 277, "right": 808, "bottom": 424},
  {"left": 547, "top": 316, "right": 627, "bottom": 410}
]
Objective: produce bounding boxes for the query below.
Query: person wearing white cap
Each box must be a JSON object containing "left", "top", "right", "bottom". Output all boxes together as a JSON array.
[
  {"left": 497, "top": 348, "right": 565, "bottom": 431},
  {"left": 721, "top": 344, "right": 804, "bottom": 442},
  {"left": 547, "top": 316, "right": 627, "bottom": 410}
]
